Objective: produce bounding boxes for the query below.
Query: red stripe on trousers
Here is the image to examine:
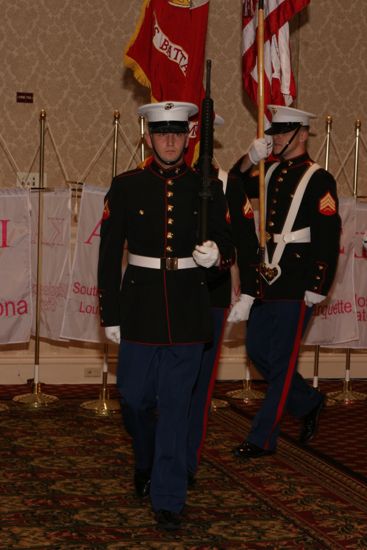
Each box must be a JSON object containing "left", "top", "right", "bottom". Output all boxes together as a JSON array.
[{"left": 264, "top": 301, "right": 306, "bottom": 449}]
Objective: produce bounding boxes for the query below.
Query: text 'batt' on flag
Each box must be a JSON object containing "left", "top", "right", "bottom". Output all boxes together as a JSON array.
[
  {"left": 124, "top": 0, "right": 210, "bottom": 165},
  {"left": 242, "top": 0, "right": 310, "bottom": 120}
]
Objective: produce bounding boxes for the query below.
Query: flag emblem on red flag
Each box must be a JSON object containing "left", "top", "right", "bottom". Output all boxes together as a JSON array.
[
  {"left": 124, "top": 0, "right": 210, "bottom": 165},
  {"left": 242, "top": 0, "right": 310, "bottom": 122}
]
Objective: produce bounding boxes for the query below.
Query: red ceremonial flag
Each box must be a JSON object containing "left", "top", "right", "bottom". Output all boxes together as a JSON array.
[
  {"left": 242, "top": 0, "right": 310, "bottom": 123},
  {"left": 124, "top": 0, "right": 210, "bottom": 164}
]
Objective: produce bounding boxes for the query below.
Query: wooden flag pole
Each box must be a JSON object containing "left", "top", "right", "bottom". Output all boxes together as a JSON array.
[{"left": 257, "top": 0, "right": 266, "bottom": 263}]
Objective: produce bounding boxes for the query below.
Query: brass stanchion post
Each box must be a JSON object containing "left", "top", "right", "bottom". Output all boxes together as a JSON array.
[
  {"left": 226, "top": 357, "right": 264, "bottom": 404},
  {"left": 80, "top": 111, "right": 122, "bottom": 415},
  {"left": 227, "top": 1, "right": 266, "bottom": 406},
  {"left": 13, "top": 110, "right": 58, "bottom": 408}
]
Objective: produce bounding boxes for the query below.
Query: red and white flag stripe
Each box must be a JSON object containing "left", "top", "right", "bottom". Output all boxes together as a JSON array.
[{"left": 242, "top": 0, "right": 310, "bottom": 123}]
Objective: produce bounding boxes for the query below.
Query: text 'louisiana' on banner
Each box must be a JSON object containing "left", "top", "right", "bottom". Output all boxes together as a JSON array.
[
  {"left": 124, "top": 0, "right": 210, "bottom": 165},
  {"left": 242, "top": 0, "right": 310, "bottom": 122}
]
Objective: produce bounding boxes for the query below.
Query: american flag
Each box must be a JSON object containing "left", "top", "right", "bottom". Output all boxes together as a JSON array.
[{"left": 242, "top": 0, "right": 310, "bottom": 122}]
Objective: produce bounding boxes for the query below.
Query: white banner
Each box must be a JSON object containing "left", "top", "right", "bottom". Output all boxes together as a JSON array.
[
  {"left": 31, "top": 189, "right": 71, "bottom": 340},
  {"left": 0, "top": 189, "right": 32, "bottom": 344},
  {"left": 304, "top": 197, "right": 359, "bottom": 346},
  {"left": 343, "top": 202, "right": 367, "bottom": 348},
  {"left": 60, "top": 185, "right": 105, "bottom": 343}
]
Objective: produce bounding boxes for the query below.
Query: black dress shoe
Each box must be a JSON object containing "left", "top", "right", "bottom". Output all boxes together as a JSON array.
[
  {"left": 299, "top": 395, "right": 325, "bottom": 444},
  {"left": 155, "top": 509, "right": 181, "bottom": 531},
  {"left": 233, "top": 440, "right": 275, "bottom": 459},
  {"left": 134, "top": 469, "right": 151, "bottom": 498}
]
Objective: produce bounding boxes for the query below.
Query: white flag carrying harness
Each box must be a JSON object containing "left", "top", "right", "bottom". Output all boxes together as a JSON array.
[{"left": 261, "top": 162, "right": 320, "bottom": 284}]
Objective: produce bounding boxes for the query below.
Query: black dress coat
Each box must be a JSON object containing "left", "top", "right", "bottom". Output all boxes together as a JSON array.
[
  {"left": 98, "top": 160, "right": 234, "bottom": 344},
  {"left": 229, "top": 153, "right": 341, "bottom": 300}
]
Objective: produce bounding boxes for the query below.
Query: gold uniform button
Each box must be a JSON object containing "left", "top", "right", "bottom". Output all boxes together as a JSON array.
[
  {"left": 268, "top": 221, "right": 275, "bottom": 227},
  {"left": 167, "top": 179, "right": 173, "bottom": 185},
  {"left": 319, "top": 265, "right": 324, "bottom": 270},
  {"left": 281, "top": 169, "right": 288, "bottom": 174},
  {"left": 272, "top": 199, "right": 277, "bottom": 204},
  {"left": 166, "top": 246, "right": 172, "bottom": 252},
  {"left": 270, "top": 209, "right": 276, "bottom": 215},
  {"left": 139, "top": 209, "right": 144, "bottom": 215},
  {"left": 168, "top": 218, "right": 174, "bottom": 225},
  {"left": 276, "top": 177, "right": 283, "bottom": 183},
  {"left": 274, "top": 187, "right": 280, "bottom": 193},
  {"left": 316, "top": 276, "right": 321, "bottom": 280},
  {"left": 167, "top": 204, "right": 174, "bottom": 212},
  {"left": 167, "top": 191, "right": 173, "bottom": 198},
  {"left": 167, "top": 232, "right": 173, "bottom": 239}
]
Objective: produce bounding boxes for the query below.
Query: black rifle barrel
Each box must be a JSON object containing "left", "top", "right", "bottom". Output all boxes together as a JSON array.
[{"left": 198, "top": 59, "right": 214, "bottom": 243}]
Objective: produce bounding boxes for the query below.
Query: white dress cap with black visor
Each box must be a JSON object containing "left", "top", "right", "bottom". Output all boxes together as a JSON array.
[
  {"left": 265, "top": 105, "right": 316, "bottom": 135},
  {"left": 138, "top": 101, "right": 198, "bottom": 134}
]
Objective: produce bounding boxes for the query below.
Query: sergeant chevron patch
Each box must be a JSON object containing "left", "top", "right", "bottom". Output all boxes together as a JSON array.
[
  {"left": 319, "top": 192, "right": 336, "bottom": 216},
  {"left": 242, "top": 197, "right": 254, "bottom": 219}
]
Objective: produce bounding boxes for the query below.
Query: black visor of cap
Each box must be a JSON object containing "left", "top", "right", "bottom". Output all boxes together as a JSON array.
[
  {"left": 149, "top": 120, "right": 189, "bottom": 134},
  {"left": 265, "top": 121, "right": 302, "bottom": 135}
]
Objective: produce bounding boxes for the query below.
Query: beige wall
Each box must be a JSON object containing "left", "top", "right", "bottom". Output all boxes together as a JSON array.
[
  {"left": 1, "top": 1, "right": 366, "bottom": 195},
  {"left": 0, "top": 1, "right": 366, "bottom": 383}
]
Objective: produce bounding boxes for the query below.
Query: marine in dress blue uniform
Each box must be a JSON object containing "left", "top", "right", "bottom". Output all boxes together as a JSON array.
[
  {"left": 97, "top": 101, "right": 234, "bottom": 529},
  {"left": 228, "top": 105, "right": 341, "bottom": 458}
]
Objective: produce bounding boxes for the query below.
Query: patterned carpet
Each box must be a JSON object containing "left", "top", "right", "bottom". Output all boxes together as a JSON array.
[
  {"left": 214, "top": 379, "right": 367, "bottom": 481},
  {"left": 0, "top": 382, "right": 367, "bottom": 549}
]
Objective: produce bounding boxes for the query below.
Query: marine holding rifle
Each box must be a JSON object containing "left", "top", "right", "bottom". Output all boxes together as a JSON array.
[
  {"left": 227, "top": 105, "right": 341, "bottom": 459},
  {"left": 97, "top": 100, "right": 234, "bottom": 531}
]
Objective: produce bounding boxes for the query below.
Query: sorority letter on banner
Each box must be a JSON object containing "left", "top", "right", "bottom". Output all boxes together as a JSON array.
[
  {"left": 30, "top": 190, "right": 71, "bottom": 340},
  {"left": 61, "top": 185, "right": 105, "bottom": 343},
  {"left": 304, "top": 198, "right": 359, "bottom": 346},
  {"left": 0, "top": 189, "right": 32, "bottom": 344}
]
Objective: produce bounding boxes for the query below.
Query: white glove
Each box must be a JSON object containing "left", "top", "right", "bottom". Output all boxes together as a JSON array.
[
  {"left": 105, "top": 325, "right": 121, "bottom": 344},
  {"left": 227, "top": 294, "right": 255, "bottom": 323},
  {"left": 193, "top": 240, "right": 220, "bottom": 268},
  {"left": 247, "top": 136, "right": 273, "bottom": 165},
  {"left": 304, "top": 291, "right": 326, "bottom": 308}
]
